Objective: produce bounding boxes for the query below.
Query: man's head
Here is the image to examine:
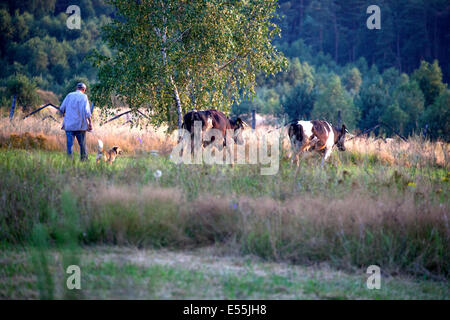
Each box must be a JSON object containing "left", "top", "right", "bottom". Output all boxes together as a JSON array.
[{"left": 76, "top": 83, "right": 87, "bottom": 93}]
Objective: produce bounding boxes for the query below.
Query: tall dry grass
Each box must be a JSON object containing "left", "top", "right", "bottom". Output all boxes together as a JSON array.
[
  {"left": 0, "top": 111, "right": 176, "bottom": 155},
  {"left": 345, "top": 136, "right": 449, "bottom": 168},
  {"left": 253, "top": 125, "right": 449, "bottom": 168},
  {"left": 83, "top": 184, "right": 450, "bottom": 276},
  {"left": 1, "top": 112, "right": 449, "bottom": 277},
  {"left": 7, "top": 178, "right": 440, "bottom": 276},
  {"left": 1, "top": 113, "right": 448, "bottom": 167},
  {"left": 0, "top": 147, "right": 448, "bottom": 278}
]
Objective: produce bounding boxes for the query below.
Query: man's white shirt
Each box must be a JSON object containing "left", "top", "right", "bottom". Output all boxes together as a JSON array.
[{"left": 60, "top": 90, "right": 91, "bottom": 131}]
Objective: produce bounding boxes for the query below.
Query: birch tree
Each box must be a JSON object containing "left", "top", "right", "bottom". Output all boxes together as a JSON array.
[{"left": 91, "top": 0, "right": 287, "bottom": 129}]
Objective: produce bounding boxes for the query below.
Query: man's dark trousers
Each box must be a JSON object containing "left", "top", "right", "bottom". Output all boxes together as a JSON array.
[{"left": 66, "top": 130, "right": 88, "bottom": 161}]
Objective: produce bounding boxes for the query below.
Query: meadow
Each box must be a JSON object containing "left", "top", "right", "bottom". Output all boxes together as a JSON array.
[{"left": 0, "top": 113, "right": 449, "bottom": 299}]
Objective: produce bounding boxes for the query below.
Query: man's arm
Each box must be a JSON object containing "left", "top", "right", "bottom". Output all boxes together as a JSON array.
[
  {"left": 85, "top": 97, "right": 92, "bottom": 131},
  {"left": 87, "top": 117, "right": 92, "bottom": 131},
  {"left": 60, "top": 95, "right": 68, "bottom": 130}
]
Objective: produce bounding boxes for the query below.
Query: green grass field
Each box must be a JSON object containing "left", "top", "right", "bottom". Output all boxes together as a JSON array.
[
  {"left": 2, "top": 246, "right": 449, "bottom": 299},
  {"left": 0, "top": 148, "right": 449, "bottom": 299}
]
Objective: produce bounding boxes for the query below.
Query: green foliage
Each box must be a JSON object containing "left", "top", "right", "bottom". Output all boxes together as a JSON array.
[
  {"left": 282, "top": 82, "right": 316, "bottom": 120},
  {"left": 356, "top": 68, "right": 430, "bottom": 137},
  {"left": 393, "top": 79, "right": 425, "bottom": 136},
  {"left": 0, "top": 3, "right": 111, "bottom": 99},
  {"left": 0, "top": 9, "right": 14, "bottom": 56},
  {"left": 235, "top": 58, "right": 315, "bottom": 119},
  {"left": 312, "top": 74, "right": 358, "bottom": 128},
  {"left": 421, "top": 90, "right": 450, "bottom": 141},
  {"left": 0, "top": 0, "right": 449, "bottom": 139},
  {"left": 356, "top": 76, "right": 391, "bottom": 131},
  {"left": 382, "top": 68, "right": 404, "bottom": 94},
  {"left": 277, "top": 0, "right": 450, "bottom": 82},
  {"left": 5, "top": 74, "right": 41, "bottom": 109},
  {"left": 30, "top": 224, "right": 54, "bottom": 300},
  {"left": 253, "top": 87, "right": 282, "bottom": 115},
  {"left": 272, "top": 58, "right": 315, "bottom": 89},
  {"left": 61, "top": 76, "right": 91, "bottom": 98},
  {"left": 380, "top": 103, "right": 409, "bottom": 136},
  {"left": 91, "top": 0, "right": 287, "bottom": 128},
  {"left": 3, "top": 247, "right": 448, "bottom": 299},
  {"left": 343, "top": 67, "right": 362, "bottom": 96},
  {"left": 412, "top": 60, "right": 447, "bottom": 107},
  {"left": 8, "top": 0, "right": 57, "bottom": 18}
]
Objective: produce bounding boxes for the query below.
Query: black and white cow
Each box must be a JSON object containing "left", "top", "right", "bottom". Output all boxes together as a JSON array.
[{"left": 287, "top": 120, "right": 348, "bottom": 166}]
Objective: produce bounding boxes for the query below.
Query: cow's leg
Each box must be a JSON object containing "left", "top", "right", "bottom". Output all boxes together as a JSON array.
[
  {"left": 178, "top": 136, "right": 184, "bottom": 157},
  {"left": 321, "top": 147, "right": 333, "bottom": 167},
  {"left": 190, "top": 133, "right": 195, "bottom": 155},
  {"left": 295, "top": 152, "right": 301, "bottom": 167},
  {"left": 289, "top": 151, "right": 296, "bottom": 166},
  {"left": 309, "top": 137, "right": 319, "bottom": 151},
  {"left": 290, "top": 141, "right": 300, "bottom": 167},
  {"left": 226, "top": 144, "right": 234, "bottom": 166},
  {"left": 289, "top": 148, "right": 295, "bottom": 166},
  {"left": 300, "top": 136, "right": 311, "bottom": 152},
  {"left": 292, "top": 139, "right": 311, "bottom": 167}
]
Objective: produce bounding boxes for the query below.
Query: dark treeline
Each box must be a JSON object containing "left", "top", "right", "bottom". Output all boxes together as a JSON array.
[
  {"left": 0, "top": 0, "right": 449, "bottom": 140},
  {"left": 278, "top": 0, "right": 450, "bottom": 79},
  {"left": 236, "top": 0, "right": 450, "bottom": 140},
  {"left": 0, "top": 0, "right": 113, "bottom": 108}
]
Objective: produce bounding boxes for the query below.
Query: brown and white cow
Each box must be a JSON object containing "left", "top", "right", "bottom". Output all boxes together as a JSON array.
[
  {"left": 287, "top": 120, "right": 348, "bottom": 166},
  {"left": 182, "top": 109, "right": 246, "bottom": 154}
]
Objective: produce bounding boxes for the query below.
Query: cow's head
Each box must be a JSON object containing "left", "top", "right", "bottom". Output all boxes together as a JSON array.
[
  {"left": 336, "top": 124, "right": 348, "bottom": 151},
  {"left": 229, "top": 117, "right": 245, "bottom": 145}
]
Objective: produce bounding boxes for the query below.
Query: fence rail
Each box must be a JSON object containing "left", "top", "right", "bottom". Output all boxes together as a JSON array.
[
  {"left": 22, "top": 103, "right": 60, "bottom": 120},
  {"left": 9, "top": 95, "right": 426, "bottom": 141},
  {"left": 19, "top": 99, "right": 149, "bottom": 125}
]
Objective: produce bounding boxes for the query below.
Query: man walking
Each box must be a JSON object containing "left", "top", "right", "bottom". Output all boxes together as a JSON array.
[{"left": 60, "top": 83, "right": 92, "bottom": 161}]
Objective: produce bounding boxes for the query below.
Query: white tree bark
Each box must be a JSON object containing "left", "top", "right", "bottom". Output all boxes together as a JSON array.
[{"left": 156, "top": 17, "right": 183, "bottom": 129}]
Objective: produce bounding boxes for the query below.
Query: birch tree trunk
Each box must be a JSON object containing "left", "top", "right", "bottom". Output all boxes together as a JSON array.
[
  {"left": 170, "top": 77, "right": 183, "bottom": 129},
  {"left": 158, "top": 20, "right": 183, "bottom": 129}
]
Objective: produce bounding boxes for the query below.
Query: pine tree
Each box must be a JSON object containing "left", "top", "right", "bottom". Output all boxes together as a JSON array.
[
  {"left": 412, "top": 60, "right": 447, "bottom": 107},
  {"left": 312, "top": 74, "right": 358, "bottom": 128},
  {"left": 421, "top": 90, "right": 450, "bottom": 141},
  {"left": 394, "top": 79, "right": 425, "bottom": 135}
]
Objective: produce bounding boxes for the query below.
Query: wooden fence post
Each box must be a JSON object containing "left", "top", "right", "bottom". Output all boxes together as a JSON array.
[
  {"left": 251, "top": 109, "right": 256, "bottom": 130},
  {"left": 9, "top": 95, "right": 16, "bottom": 120}
]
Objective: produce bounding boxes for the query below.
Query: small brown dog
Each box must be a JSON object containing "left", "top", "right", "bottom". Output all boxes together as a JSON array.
[{"left": 96, "top": 140, "right": 123, "bottom": 164}]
